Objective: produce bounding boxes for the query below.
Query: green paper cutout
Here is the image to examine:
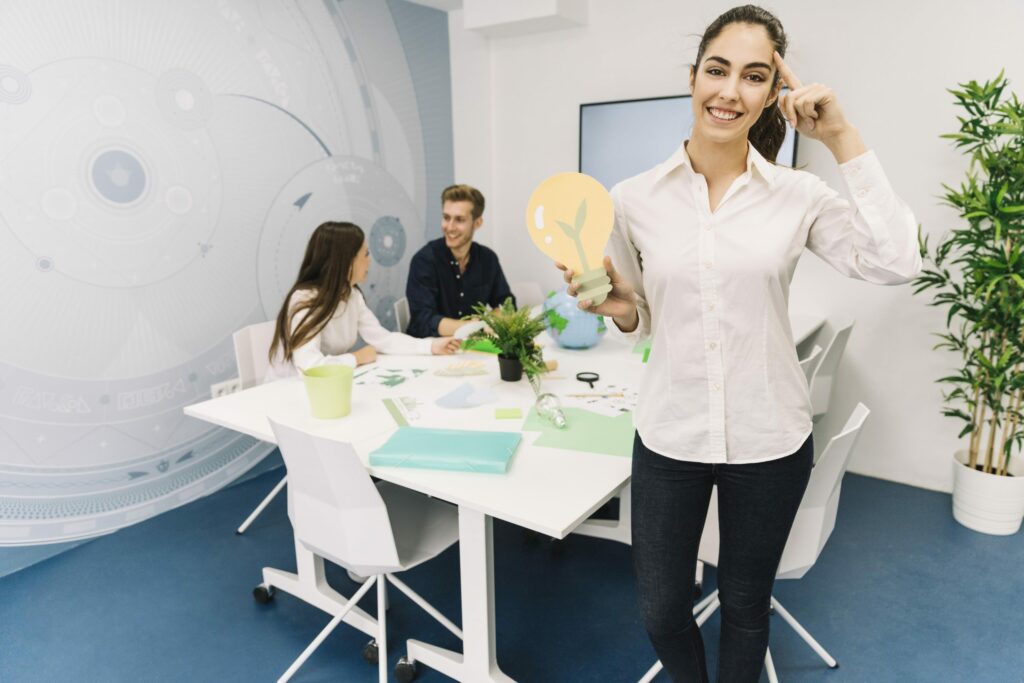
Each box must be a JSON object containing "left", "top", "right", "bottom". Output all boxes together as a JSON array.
[
  {"left": 462, "top": 338, "right": 501, "bottom": 354},
  {"left": 523, "top": 407, "right": 634, "bottom": 457},
  {"left": 354, "top": 367, "right": 426, "bottom": 387},
  {"left": 495, "top": 408, "right": 523, "bottom": 419},
  {"left": 383, "top": 398, "right": 408, "bottom": 426}
]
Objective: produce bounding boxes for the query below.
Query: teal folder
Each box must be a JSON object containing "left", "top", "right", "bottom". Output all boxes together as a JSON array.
[{"left": 369, "top": 427, "right": 521, "bottom": 474}]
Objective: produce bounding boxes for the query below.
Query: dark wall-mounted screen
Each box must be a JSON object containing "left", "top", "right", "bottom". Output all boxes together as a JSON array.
[{"left": 580, "top": 94, "right": 798, "bottom": 190}]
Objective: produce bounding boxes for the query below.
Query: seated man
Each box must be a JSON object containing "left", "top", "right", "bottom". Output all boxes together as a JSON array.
[{"left": 406, "top": 184, "right": 515, "bottom": 337}]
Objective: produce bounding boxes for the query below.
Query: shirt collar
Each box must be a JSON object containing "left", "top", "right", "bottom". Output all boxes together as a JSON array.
[
  {"left": 746, "top": 143, "right": 777, "bottom": 188},
  {"left": 654, "top": 141, "right": 777, "bottom": 189},
  {"left": 434, "top": 237, "right": 478, "bottom": 270}
]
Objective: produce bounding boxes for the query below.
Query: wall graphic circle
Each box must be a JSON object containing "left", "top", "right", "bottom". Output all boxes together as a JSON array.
[
  {"left": 0, "top": 0, "right": 430, "bottom": 548},
  {"left": 256, "top": 156, "right": 419, "bottom": 331}
]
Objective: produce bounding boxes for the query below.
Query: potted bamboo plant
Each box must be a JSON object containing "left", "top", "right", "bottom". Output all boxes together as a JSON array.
[
  {"left": 467, "top": 298, "right": 547, "bottom": 382},
  {"left": 914, "top": 72, "right": 1024, "bottom": 535}
]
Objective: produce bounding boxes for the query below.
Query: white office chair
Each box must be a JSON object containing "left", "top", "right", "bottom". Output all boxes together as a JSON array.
[
  {"left": 257, "top": 417, "right": 462, "bottom": 683},
  {"left": 233, "top": 320, "right": 277, "bottom": 389},
  {"left": 808, "top": 321, "right": 854, "bottom": 419},
  {"left": 232, "top": 321, "right": 289, "bottom": 535},
  {"left": 394, "top": 297, "right": 411, "bottom": 334},
  {"left": 638, "top": 403, "right": 870, "bottom": 683},
  {"left": 510, "top": 281, "right": 545, "bottom": 308},
  {"left": 799, "top": 344, "right": 824, "bottom": 386}
]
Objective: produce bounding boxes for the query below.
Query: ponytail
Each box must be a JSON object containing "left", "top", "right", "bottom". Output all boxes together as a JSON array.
[{"left": 748, "top": 91, "right": 787, "bottom": 161}]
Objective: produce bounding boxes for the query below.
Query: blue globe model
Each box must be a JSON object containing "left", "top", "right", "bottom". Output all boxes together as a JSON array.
[{"left": 543, "top": 288, "right": 607, "bottom": 349}]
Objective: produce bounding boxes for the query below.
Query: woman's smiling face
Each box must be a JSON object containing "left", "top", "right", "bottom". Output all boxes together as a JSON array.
[{"left": 690, "top": 22, "right": 779, "bottom": 147}]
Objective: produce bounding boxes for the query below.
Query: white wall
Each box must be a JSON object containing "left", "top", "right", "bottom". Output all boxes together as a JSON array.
[{"left": 449, "top": 0, "right": 1024, "bottom": 492}]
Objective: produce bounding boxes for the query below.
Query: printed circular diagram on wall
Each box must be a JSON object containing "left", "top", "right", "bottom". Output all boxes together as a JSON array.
[
  {"left": 0, "top": 1, "right": 426, "bottom": 545},
  {"left": 256, "top": 157, "right": 417, "bottom": 334}
]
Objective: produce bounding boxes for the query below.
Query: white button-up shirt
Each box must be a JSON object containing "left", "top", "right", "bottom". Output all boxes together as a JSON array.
[
  {"left": 266, "top": 288, "right": 433, "bottom": 381},
  {"left": 607, "top": 144, "right": 921, "bottom": 463}
]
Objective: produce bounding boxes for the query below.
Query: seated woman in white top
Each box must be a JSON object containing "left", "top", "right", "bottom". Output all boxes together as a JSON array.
[{"left": 267, "top": 221, "right": 459, "bottom": 379}]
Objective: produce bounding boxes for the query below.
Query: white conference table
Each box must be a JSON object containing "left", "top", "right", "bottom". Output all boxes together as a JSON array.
[{"left": 183, "top": 313, "right": 823, "bottom": 683}]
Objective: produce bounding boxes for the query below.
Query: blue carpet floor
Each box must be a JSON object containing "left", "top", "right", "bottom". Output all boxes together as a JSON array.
[{"left": 1, "top": 469, "right": 1021, "bottom": 682}]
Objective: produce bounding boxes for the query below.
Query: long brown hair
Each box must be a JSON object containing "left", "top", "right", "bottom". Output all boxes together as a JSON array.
[
  {"left": 694, "top": 5, "right": 789, "bottom": 161},
  {"left": 268, "top": 221, "right": 365, "bottom": 364}
]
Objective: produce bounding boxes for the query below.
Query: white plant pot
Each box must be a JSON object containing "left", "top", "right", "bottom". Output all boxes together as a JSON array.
[{"left": 952, "top": 449, "right": 1024, "bottom": 535}]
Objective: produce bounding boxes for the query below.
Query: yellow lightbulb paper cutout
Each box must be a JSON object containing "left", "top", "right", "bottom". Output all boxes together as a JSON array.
[{"left": 526, "top": 172, "right": 614, "bottom": 305}]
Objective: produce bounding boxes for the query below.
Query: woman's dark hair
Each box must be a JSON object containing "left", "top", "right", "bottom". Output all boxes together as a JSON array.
[
  {"left": 694, "top": 5, "right": 788, "bottom": 161},
  {"left": 268, "top": 221, "right": 365, "bottom": 364}
]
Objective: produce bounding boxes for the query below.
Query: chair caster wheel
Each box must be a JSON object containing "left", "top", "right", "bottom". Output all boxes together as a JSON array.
[
  {"left": 395, "top": 656, "right": 417, "bottom": 682},
  {"left": 362, "top": 639, "right": 379, "bottom": 665},
  {"left": 693, "top": 581, "right": 703, "bottom": 600},
  {"left": 252, "top": 584, "right": 275, "bottom": 604}
]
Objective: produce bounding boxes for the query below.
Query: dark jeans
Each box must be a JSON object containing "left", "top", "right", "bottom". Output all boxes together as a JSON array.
[{"left": 631, "top": 433, "right": 814, "bottom": 683}]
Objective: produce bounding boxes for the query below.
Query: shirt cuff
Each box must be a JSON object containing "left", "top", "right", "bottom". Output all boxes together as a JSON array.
[
  {"left": 839, "top": 149, "right": 884, "bottom": 196},
  {"left": 429, "top": 313, "right": 445, "bottom": 336},
  {"left": 839, "top": 149, "right": 901, "bottom": 265},
  {"left": 603, "top": 312, "right": 645, "bottom": 343}
]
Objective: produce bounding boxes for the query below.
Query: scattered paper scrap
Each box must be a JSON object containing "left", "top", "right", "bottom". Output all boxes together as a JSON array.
[
  {"left": 435, "top": 360, "right": 488, "bottom": 377},
  {"left": 436, "top": 381, "right": 496, "bottom": 409}
]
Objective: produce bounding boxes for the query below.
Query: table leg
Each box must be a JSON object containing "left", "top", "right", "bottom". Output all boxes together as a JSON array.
[{"left": 406, "top": 506, "right": 514, "bottom": 682}]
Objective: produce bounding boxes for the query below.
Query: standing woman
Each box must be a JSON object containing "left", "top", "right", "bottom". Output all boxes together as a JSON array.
[
  {"left": 562, "top": 5, "right": 920, "bottom": 681},
  {"left": 268, "top": 221, "right": 459, "bottom": 379}
]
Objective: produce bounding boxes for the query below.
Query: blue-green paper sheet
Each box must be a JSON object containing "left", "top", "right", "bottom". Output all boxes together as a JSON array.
[{"left": 369, "top": 427, "right": 521, "bottom": 474}]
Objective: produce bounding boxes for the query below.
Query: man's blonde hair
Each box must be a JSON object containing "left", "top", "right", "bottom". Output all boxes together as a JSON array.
[{"left": 441, "top": 184, "right": 485, "bottom": 221}]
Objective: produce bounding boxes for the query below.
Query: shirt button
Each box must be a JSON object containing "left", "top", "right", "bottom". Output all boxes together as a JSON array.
[
  {"left": 857, "top": 189, "right": 868, "bottom": 198},
  {"left": 712, "top": 383, "right": 721, "bottom": 391},
  {"left": 456, "top": 275, "right": 460, "bottom": 279},
  {"left": 707, "top": 302, "right": 716, "bottom": 311},
  {"left": 459, "top": 292, "right": 464, "bottom": 297},
  {"left": 708, "top": 342, "right": 717, "bottom": 350},
  {"left": 703, "top": 260, "right": 713, "bottom": 269}
]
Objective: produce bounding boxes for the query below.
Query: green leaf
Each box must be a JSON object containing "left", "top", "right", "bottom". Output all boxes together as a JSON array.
[
  {"left": 574, "top": 199, "right": 587, "bottom": 233},
  {"left": 556, "top": 220, "right": 576, "bottom": 239}
]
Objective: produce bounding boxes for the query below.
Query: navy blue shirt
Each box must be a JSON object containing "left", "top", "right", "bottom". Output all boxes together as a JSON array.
[{"left": 406, "top": 238, "right": 514, "bottom": 338}]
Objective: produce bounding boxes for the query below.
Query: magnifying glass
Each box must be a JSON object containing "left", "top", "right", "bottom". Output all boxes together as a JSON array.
[{"left": 576, "top": 371, "right": 600, "bottom": 389}]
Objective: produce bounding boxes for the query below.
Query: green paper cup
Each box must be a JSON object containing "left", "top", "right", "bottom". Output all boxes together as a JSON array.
[{"left": 302, "top": 365, "right": 353, "bottom": 419}]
